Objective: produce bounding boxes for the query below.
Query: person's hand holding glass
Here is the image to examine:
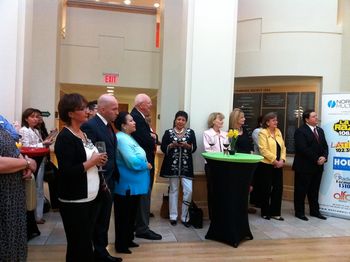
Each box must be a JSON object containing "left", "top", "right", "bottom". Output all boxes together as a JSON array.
[{"left": 95, "top": 141, "right": 108, "bottom": 172}]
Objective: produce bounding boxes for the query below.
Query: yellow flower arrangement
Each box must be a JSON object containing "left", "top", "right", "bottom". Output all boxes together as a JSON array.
[{"left": 227, "top": 129, "right": 239, "bottom": 151}]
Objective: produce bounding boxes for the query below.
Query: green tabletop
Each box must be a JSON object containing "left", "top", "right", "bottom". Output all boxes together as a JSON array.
[{"left": 202, "top": 152, "right": 263, "bottom": 163}]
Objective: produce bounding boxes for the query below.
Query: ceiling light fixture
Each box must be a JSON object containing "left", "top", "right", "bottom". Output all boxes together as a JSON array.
[
  {"left": 154, "top": 3, "right": 160, "bottom": 8},
  {"left": 106, "top": 86, "right": 115, "bottom": 89},
  {"left": 107, "top": 90, "right": 114, "bottom": 93},
  {"left": 123, "top": 0, "right": 131, "bottom": 5}
]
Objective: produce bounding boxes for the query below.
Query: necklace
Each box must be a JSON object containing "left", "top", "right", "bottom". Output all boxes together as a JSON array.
[
  {"left": 66, "top": 126, "right": 84, "bottom": 140},
  {"left": 174, "top": 128, "right": 185, "bottom": 134},
  {"left": 66, "top": 127, "right": 95, "bottom": 150}
]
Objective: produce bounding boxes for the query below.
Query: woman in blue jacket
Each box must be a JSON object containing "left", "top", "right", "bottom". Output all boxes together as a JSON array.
[{"left": 114, "top": 112, "right": 151, "bottom": 254}]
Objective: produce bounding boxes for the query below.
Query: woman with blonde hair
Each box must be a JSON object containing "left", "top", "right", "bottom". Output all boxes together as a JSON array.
[
  {"left": 203, "top": 112, "right": 227, "bottom": 219},
  {"left": 228, "top": 108, "right": 253, "bottom": 153}
]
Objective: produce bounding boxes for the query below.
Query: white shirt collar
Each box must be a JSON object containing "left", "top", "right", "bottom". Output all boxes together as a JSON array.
[
  {"left": 136, "top": 108, "right": 146, "bottom": 119},
  {"left": 96, "top": 113, "right": 108, "bottom": 126},
  {"left": 306, "top": 123, "right": 317, "bottom": 131}
]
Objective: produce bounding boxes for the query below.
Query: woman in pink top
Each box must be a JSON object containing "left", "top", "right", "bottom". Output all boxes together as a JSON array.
[{"left": 203, "top": 112, "right": 227, "bottom": 219}]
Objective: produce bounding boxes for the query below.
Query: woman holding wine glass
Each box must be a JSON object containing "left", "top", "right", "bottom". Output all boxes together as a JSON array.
[
  {"left": 203, "top": 112, "right": 227, "bottom": 219},
  {"left": 55, "top": 93, "right": 107, "bottom": 261}
]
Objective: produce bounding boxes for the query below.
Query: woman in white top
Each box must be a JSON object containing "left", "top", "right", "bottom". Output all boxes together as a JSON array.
[
  {"left": 55, "top": 93, "right": 107, "bottom": 262},
  {"left": 19, "top": 108, "right": 54, "bottom": 225},
  {"left": 203, "top": 112, "right": 227, "bottom": 219}
]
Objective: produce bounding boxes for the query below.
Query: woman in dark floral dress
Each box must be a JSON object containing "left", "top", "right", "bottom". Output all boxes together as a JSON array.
[
  {"left": 0, "top": 127, "right": 36, "bottom": 261},
  {"left": 160, "top": 111, "right": 197, "bottom": 227}
]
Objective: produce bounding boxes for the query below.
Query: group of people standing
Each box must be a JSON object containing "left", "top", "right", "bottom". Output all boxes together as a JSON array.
[
  {"left": 54, "top": 93, "right": 164, "bottom": 261},
  {"left": 0, "top": 92, "right": 328, "bottom": 261},
  {"left": 203, "top": 108, "right": 328, "bottom": 222}
]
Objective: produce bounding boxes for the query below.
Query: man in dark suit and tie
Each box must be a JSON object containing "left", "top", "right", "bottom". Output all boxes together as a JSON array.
[
  {"left": 81, "top": 94, "right": 122, "bottom": 262},
  {"left": 131, "top": 94, "right": 162, "bottom": 240},
  {"left": 293, "top": 109, "right": 328, "bottom": 221}
]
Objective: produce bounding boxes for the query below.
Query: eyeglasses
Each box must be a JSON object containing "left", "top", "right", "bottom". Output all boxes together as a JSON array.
[{"left": 75, "top": 106, "right": 88, "bottom": 111}]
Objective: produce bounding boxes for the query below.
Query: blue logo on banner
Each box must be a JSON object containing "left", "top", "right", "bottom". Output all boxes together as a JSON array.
[
  {"left": 328, "top": 100, "right": 336, "bottom": 108},
  {"left": 334, "top": 157, "right": 350, "bottom": 171}
]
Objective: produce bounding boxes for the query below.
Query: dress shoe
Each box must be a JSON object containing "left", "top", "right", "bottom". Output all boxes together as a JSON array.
[
  {"left": 295, "top": 215, "right": 309, "bottom": 221},
  {"left": 149, "top": 212, "right": 155, "bottom": 217},
  {"left": 170, "top": 220, "right": 177, "bottom": 226},
  {"left": 271, "top": 216, "right": 284, "bottom": 221},
  {"left": 36, "top": 218, "right": 46, "bottom": 224},
  {"left": 248, "top": 207, "right": 257, "bottom": 214},
  {"left": 261, "top": 215, "right": 270, "bottom": 220},
  {"left": 135, "top": 230, "right": 162, "bottom": 240},
  {"left": 94, "top": 253, "right": 123, "bottom": 262},
  {"left": 27, "top": 231, "right": 41, "bottom": 241},
  {"left": 181, "top": 221, "right": 191, "bottom": 228},
  {"left": 128, "top": 241, "right": 139, "bottom": 248},
  {"left": 310, "top": 213, "right": 327, "bottom": 220},
  {"left": 115, "top": 247, "right": 132, "bottom": 254}
]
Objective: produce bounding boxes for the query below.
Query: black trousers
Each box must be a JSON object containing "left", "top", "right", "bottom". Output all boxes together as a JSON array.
[
  {"left": 204, "top": 164, "right": 213, "bottom": 220},
  {"left": 114, "top": 194, "right": 140, "bottom": 249},
  {"left": 250, "top": 162, "right": 263, "bottom": 208},
  {"left": 59, "top": 198, "right": 98, "bottom": 262},
  {"left": 294, "top": 171, "right": 323, "bottom": 216},
  {"left": 135, "top": 168, "right": 154, "bottom": 234},
  {"left": 93, "top": 189, "right": 113, "bottom": 257},
  {"left": 259, "top": 163, "right": 283, "bottom": 217}
]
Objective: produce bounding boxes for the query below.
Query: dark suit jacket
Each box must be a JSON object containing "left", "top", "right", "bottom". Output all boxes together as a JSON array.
[
  {"left": 81, "top": 115, "right": 117, "bottom": 190},
  {"left": 130, "top": 108, "right": 155, "bottom": 167},
  {"left": 292, "top": 124, "right": 328, "bottom": 173},
  {"left": 54, "top": 127, "right": 88, "bottom": 200}
]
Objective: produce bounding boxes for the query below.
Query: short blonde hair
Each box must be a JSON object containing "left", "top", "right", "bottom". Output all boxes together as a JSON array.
[
  {"left": 229, "top": 108, "right": 244, "bottom": 129},
  {"left": 207, "top": 112, "right": 225, "bottom": 128}
]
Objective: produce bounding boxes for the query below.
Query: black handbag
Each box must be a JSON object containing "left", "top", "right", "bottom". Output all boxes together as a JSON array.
[
  {"left": 43, "top": 160, "right": 57, "bottom": 183},
  {"left": 189, "top": 201, "right": 203, "bottom": 229}
]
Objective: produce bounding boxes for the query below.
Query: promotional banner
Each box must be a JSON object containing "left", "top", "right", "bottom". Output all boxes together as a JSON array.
[{"left": 320, "top": 94, "right": 350, "bottom": 219}]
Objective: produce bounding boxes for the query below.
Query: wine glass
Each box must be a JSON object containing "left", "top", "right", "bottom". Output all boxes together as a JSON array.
[
  {"left": 222, "top": 137, "right": 230, "bottom": 155},
  {"left": 95, "top": 141, "right": 106, "bottom": 172},
  {"left": 207, "top": 136, "right": 216, "bottom": 151}
]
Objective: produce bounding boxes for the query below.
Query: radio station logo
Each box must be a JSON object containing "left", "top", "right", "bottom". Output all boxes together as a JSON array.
[
  {"left": 330, "top": 141, "right": 350, "bottom": 153},
  {"left": 334, "top": 173, "right": 350, "bottom": 189},
  {"left": 333, "top": 191, "right": 350, "bottom": 201},
  {"left": 333, "top": 157, "right": 350, "bottom": 171},
  {"left": 333, "top": 120, "right": 350, "bottom": 136},
  {"left": 327, "top": 99, "right": 350, "bottom": 109}
]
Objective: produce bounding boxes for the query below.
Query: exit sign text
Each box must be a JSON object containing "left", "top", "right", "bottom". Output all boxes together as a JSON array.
[{"left": 103, "top": 73, "right": 119, "bottom": 84}]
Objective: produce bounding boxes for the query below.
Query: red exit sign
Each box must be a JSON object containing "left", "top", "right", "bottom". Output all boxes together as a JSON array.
[{"left": 103, "top": 73, "right": 119, "bottom": 84}]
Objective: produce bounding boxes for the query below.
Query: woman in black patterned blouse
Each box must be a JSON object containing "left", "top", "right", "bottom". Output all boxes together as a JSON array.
[{"left": 160, "top": 111, "right": 197, "bottom": 227}]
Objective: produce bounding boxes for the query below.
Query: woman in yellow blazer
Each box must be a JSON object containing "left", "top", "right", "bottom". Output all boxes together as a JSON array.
[{"left": 258, "top": 112, "right": 286, "bottom": 221}]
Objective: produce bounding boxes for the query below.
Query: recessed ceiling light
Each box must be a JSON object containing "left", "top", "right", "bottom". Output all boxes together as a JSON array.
[
  {"left": 123, "top": 0, "right": 131, "bottom": 5},
  {"left": 106, "top": 86, "right": 115, "bottom": 89},
  {"left": 154, "top": 3, "right": 160, "bottom": 8},
  {"left": 107, "top": 90, "right": 114, "bottom": 93}
]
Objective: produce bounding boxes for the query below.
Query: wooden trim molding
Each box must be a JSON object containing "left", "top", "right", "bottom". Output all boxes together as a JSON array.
[{"left": 67, "top": 0, "right": 157, "bottom": 15}]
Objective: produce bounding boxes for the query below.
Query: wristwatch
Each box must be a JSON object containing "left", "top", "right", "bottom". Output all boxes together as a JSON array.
[{"left": 25, "top": 159, "right": 30, "bottom": 169}]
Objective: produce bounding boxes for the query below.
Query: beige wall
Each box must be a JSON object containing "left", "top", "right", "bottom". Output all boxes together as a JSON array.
[
  {"left": 60, "top": 7, "right": 160, "bottom": 89},
  {"left": 236, "top": 0, "right": 343, "bottom": 94}
]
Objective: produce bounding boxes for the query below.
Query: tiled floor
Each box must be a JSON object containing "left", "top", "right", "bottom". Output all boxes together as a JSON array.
[{"left": 28, "top": 182, "right": 350, "bottom": 246}]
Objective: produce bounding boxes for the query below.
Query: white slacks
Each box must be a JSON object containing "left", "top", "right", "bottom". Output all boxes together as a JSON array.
[
  {"left": 169, "top": 177, "right": 192, "bottom": 222},
  {"left": 35, "top": 156, "right": 46, "bottom": 221}
]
